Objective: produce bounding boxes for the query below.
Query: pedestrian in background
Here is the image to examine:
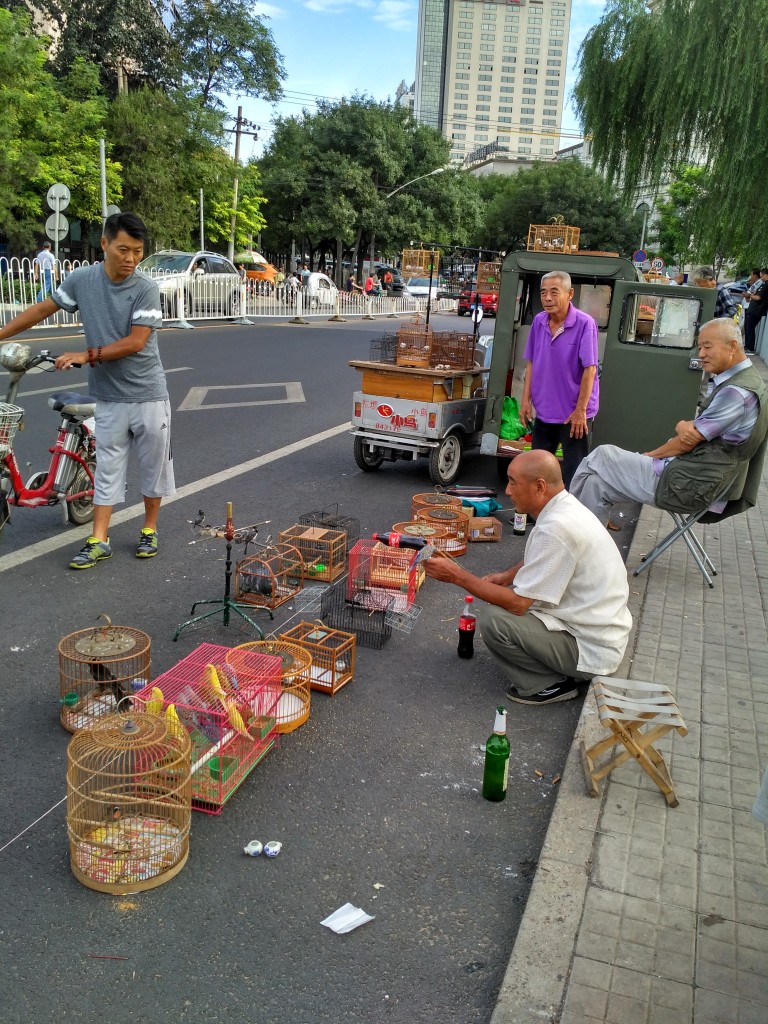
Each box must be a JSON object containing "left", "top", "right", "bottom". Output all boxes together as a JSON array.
[
  {"left": 692, "top": 266, "right": 738, "bottom": 321},
  {"left": 34, "top": 241, "right": 55, "bottom": 302},
  {"left": 520, "top": 270, "right": 599, "bottom": 488}
]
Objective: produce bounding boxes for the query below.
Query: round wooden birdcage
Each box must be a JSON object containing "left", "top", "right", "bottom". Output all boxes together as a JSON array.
[
  {"left": 410, "top": 491, "right": 461, "bottom": 520},
  {"left": 413, "top": 505, "right": 471, "bottom": 556},
  {"left": 67, "top": 711, "right": 192, "bottom": 894},
  {"left": 391, "top": 520, "right": 453, "bottom": 554},
  {"left": 227, "top": 640, "right": 311, "bottom": 734}
]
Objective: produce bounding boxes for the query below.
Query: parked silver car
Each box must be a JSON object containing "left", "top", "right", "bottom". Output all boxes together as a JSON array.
[{"left": 139, "top": 250, "right": 241, "bottom": 318}]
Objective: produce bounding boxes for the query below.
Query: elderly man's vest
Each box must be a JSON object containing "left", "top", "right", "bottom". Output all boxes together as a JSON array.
[{"left": 654, "top": 363, "right": 768, "bottom": 515}]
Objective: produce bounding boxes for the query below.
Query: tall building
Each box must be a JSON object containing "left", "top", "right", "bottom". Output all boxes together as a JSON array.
[{"left": 414, "top": 0, "right": 571, "bottom": 163}]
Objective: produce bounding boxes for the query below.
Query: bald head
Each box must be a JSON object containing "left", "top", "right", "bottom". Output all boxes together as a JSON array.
[
  {"left": 515, "top": 450, "right": 564, "bottom": 487},
  {"left": 506, "top": 450, "right": 565, "bottom": 517}
]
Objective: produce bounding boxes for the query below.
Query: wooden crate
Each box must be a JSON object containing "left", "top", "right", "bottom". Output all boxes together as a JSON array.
[
  {"left": 278, "top": 621, "right": 356, "bottom": 696},
  {"left": 360, "top": 368, "right": 482, "bottom": 403},
  {"left": 468, "top": 516, "right": 502, "bottom": 542}
]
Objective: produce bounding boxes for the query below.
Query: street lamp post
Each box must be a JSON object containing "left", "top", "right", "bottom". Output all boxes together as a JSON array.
[{"left": 384, "top": 166, "right": 448, "bottom": 200}]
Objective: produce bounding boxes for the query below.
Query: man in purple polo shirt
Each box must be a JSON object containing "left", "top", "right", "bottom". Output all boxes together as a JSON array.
[{"left": 520, "top": 270, "right": 599, "bottom": 487}]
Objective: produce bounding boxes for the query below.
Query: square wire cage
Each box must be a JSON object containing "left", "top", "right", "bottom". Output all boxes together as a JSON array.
[
  {"left": 278, "top": 524, "right": 348, "bottom": 582},
  {"left": 320, "top": 582, "right": 393, "bottom": 649},
  {"left": 278, "top": 621, "right": 356, "bottom": 695},
  {"left": 134, "top": 643, "right": 282, "bottom": 814},
  {"left": 234, "top": 542, "right": 304, "bottom": 609},
  {"left": 347, "top": 539, "right": 424, "bottom": 611},
  {"left": 298, "top": 505, "right": 360, "bottom": 552},
  {"left": 369, "top": 335, "right": 399, "bottom": 365},
  {"left": 429, "top": 332, "right": 476, "bottom": 371}
]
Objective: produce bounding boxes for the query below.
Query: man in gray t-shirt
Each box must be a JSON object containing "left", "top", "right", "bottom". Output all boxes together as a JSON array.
[{"left": 0, "top": 212, "right": 175, "bottom": 570}]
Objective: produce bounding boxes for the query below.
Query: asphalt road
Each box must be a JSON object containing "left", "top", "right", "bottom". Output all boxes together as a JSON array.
[{"left": 0, "top": 314, "right": 636, "bottom": 1024}]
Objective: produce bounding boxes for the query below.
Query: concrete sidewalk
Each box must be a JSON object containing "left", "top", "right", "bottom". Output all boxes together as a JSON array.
[{"left": 492, "top": 385, "right": 768, "bottom": 1022}]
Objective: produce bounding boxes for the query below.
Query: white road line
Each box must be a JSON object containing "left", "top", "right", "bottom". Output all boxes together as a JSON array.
[
  {"left": 0, "top": 420, "right": 351, "bottom": 573},
  {"left": 8, "top": 366, "right": 193, "bottom": 399}
]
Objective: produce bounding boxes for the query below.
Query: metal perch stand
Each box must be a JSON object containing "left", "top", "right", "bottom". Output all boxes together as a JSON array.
[{"left": 173, "top": 502, "right": 270, "bottom": 642}]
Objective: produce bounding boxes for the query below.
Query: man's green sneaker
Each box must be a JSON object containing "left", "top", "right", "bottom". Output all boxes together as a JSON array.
[
  {"left": 136, "top": 528, "right": 158, "bottom": 558},
  {"left": 69, "top": 536, "right": 112, "bottom": 570}
]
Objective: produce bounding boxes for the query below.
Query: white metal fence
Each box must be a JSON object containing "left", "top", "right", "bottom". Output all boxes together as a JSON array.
[{"left": 0, "top": 256, "right": 457, "bottom": 330}]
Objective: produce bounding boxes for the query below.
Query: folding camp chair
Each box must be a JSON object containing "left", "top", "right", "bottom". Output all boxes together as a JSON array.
[{"left": 632, "top": 489, "right": 729, "bottom": 588}]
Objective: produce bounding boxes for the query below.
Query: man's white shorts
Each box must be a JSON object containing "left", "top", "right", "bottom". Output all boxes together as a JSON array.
[{"left": 94, "top": 400, "right": 175, "bottom": 505}]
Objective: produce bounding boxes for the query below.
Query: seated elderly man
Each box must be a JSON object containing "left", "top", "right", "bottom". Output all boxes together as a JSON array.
[
  {"left": 570, "top": 318, "right": 768, "bottom": 524},
  {"left": 424, "top": 450, "right": 632, "bottom": 706}
]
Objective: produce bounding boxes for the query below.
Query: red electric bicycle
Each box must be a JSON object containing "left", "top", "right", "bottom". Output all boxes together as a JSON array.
[{"left": 0, "top": 342, "right": 96, "bottom": 536}]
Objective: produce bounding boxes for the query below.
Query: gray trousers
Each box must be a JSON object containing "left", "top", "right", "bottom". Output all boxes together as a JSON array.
[
  {"left": 569, "top": 444, "right": 658, "bottom": 524},
  {"left": 478, "top": 605, "right": 593, "bottom": 696}
]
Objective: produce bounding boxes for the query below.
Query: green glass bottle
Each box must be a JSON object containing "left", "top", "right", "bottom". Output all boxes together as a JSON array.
[{"left": 482, "top": 706, "right": 510, "bottom": 802}]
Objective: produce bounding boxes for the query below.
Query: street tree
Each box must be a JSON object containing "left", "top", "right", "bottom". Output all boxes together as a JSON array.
[
  {"left": 177, "top": 0, "right": 285, "bottom": 106},
  {"left": 479, "top": 160, "right": 641, "bottom": 256},
  {"left": 574, "top": 0, "right": 767, "bottom": 252},
  {"left": 0, "top": 8, "right": 120, "bottom": 252}
]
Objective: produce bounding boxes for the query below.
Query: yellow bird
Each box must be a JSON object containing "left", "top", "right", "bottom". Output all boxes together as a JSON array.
[
  {"left": 202, "top": 663, "right": 227, "bottom": 705},
  {"left": 145, "top": 686, "right": 164, "bottom": 715},
  {"left": 225, "top": 701, "right": 253, "bottom": 742},
  {"left": 165, "top": 703, "right": 184, "bottom": 739}
]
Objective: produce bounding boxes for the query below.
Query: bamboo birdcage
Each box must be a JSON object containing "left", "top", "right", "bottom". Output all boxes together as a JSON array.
[
  {"left": 410, "top": 491, "right": 462, "bottom": 520},
  {"left": 227, "top": 640, "right": 312, "bottom": 734},
  {"left": 401, "top": 248, "right": 440, "bottom": 277},
  {"left": 234, "top": 541, "right": 304, "bottom": 610},
  {"left": 391, "top": 520, "right": 453, "bottom": 554},
  {"left": 527, "top": 220, "right": 580, "bottom": 254},
  {"left": 395, "top": 321, "right": 433, "bottom": 368},
  {"left": 67, "top": 711, "right": 192, "bottom": 893},
  {"left": 278, "top": 524, "right": 347, "bottom": 582},
  {"left": 476, "top": 261, "right": 501, "bottom": 291},
  {"left": 429, "top": 332, "right": 476, "bottom": 371},
  {"left": 59, "top": 623, "right": 152, "bottom": 733},
  {"left": 413, "top": 505, "right": 471, "bottom": 556},
  {"left": 278, "top": 621, "right": 356, "bottom": 696},
  {"left": 134, "top": 643, "right": 282, "bottom": 814}
]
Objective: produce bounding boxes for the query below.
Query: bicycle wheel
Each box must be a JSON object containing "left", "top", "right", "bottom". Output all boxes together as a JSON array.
[{"left": 66, "top": 454, "right": 96, "bottom": 525}]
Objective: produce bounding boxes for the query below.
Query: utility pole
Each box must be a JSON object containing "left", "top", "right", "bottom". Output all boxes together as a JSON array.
[{"left": 226, "top": 107, "right": 260, "bottom": 263}]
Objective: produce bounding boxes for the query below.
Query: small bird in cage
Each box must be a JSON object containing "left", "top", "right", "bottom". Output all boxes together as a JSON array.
[{"left": 89, "top": 661, "right": 129, "bottom": 704}]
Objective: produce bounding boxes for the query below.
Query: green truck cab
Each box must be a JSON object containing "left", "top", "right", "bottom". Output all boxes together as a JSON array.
[{"left": 481, "top": 250, "right": 717, "bottom": 462}]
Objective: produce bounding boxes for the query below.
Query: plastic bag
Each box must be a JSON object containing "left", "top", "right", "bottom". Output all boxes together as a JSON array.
[
  {"left": 499, "top": 396, "right": 527, "bottom": 441},
  {"left": 460, "top": 497, "right": 503, "bottom": 516}
]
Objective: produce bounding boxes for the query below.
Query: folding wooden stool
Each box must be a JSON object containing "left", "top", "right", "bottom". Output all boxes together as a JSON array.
[{"left": 580, "top": 677, "right": 688, "bottom": 807}]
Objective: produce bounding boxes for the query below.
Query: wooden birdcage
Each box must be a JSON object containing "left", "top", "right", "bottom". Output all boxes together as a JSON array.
[
  {"left": 395, "top": 321, "right": 433, "bottom": 368},
  {"left": 67, "top": 711, "right": 192, "bottom": 893},
  {"left": 410, "top": 491, "right": 462, "bottom": 520},
  {"left": 298, "top": 504, "right": 360, "bottom": 552},
  {"left": 58, "top": 622, "right": 152, "bottom": 733},
  {"left": 228, "top": 640, "right": 312, "bottom": 734},
  {"left": 134, "top": 643, "right": 282, "bottom": 814},
  {"left": 468, "top": 516, "right": 503, "bottom": 542},
  {"left": 476, "top": 261, "right": 501, "bottom": 291},
  {"left": 234, "top": 541, "right": 304, "bottom": 609},
  {"left": 278, "top": 621, "right": 356, "bottom": 696},
  {"left": 527, "top": 221, "right": 580, "bottom": 254},
  {"left": 429, "top": 332, "right": 476, "bottom": 371},
  {"left": 348, "top": 539, "right": 424, "bottom": 612},
  {"left": 401, "top": 247, "right": 440, "bottom": 277},
  {"left": 278, "top": 524, "right": 347, "bottom": 582},
  {"left": 413, "top": 505, "right": 471, "bottom": 556},
  {"left": 391, "top": 520, "right": 453, "bottom": 554}
]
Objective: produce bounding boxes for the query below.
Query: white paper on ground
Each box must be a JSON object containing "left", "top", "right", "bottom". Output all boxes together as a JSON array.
[{"left": 320, "top": 902, "right": 375, "bottom": 934}]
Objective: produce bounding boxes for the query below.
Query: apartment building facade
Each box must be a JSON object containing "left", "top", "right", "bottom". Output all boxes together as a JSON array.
[{"left": 414, "top": 0, "right": 571, "bottom": 163}]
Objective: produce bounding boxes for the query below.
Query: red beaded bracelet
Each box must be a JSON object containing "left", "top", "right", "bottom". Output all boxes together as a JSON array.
[
  {"left": 87, "top": 347, "right": 95, "bottom": 367},
  {"left": 97, "top": 346, "right": 103, "bottom": 364}
]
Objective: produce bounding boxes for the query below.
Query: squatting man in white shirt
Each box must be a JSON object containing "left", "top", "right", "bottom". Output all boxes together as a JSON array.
[{"left": 424, "top": 450, "right": 632, "bottom": 706}]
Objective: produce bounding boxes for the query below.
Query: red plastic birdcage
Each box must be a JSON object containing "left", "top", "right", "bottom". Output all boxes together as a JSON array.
[
  {"left": 134, "top": 643, "right": 282, "bottom": 814},
  {"left": 347, "top": 539, "right": 423, "bottom": 612}
]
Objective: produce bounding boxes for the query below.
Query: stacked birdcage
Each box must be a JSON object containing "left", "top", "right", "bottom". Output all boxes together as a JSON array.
[
  {"left": 278, "top": 621, "right": 356, "bottom": 696},
  {"left": 320, "top": 581, "right": 393, "bottom": 649},
  {"left": 476, "top": 261, "right": 501, "bottom": 291},
  {"left": 298, "top": 505, "right": 360, "bottom": 552},
  {"left": 347, "top": 539, "right": 424, "bottom": 613},
  {"left": 66, "top": 710, "right": 192, "bottom": 893},
  {"left": 395, "top": 321, "right": 433, "bottom": 368},
  {"left": 527, "top": 223, "right": 580, "bottom": 253},
  {"left": 134, "top": 643, "right": 282, "bottom": 814},
  {"left": 429, "top": 332, "right": 476, "bottom": 370},
  {"left": 228, "top": 640, "right": 312, "bottom": 734},
  {"left": 391, "top": 520, "right": 453, "bottom": 554},
  {"left": 278, "top": 524, "right": 347, "bottom": 582},
  {"left": 58, "top": 623, "right": 152, "bottom": 733},
  {"left": 234, "top": 541, "right": 304, "bottom": 610},
  {"left": 410, "top": 490, "right": 462, "bottom": 520},
  {"left": 413, "top": 504, "right": 471, "bottom": 556}
]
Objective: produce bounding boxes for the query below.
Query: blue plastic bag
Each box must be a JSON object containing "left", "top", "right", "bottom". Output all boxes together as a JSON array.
[{"left": 460, "top": 497, "right": 502, "bottom": 516}]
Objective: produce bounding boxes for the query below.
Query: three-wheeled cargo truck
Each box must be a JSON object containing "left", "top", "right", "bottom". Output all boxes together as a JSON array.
[{"left": 350, "top": 250, "right": 717, "bottom": 483}]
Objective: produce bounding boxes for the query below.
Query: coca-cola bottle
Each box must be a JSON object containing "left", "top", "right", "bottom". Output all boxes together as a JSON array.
[
  {"left": 458, "top": 595, "right": 476, "bottom": 659},
  {"left": 373, "top": 532, "right": 427, "bottom": 550}
]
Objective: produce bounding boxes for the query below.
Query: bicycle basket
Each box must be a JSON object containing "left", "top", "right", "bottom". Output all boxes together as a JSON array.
[{"left": 0, "top": 403, "right": 24, "bottom": 455}]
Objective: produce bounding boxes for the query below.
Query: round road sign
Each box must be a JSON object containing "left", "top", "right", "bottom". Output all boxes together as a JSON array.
[
  {"left": 47, "top": 183, "right": 71, "bottom": 211},
  {"left": 106, "top": 204, "right": 121, "bottom": 217},
  {"left": 45, "top": 213, "right": 69, "bottom": 241},
  {"left": 650, "top": 257, "right": 665, "bottom": 272},
  {"left": 632, "top": 249, "right": 647, "bottom": 264},
  {"left": 471, "top": 306, "right": 484, "bottom": 325}
]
